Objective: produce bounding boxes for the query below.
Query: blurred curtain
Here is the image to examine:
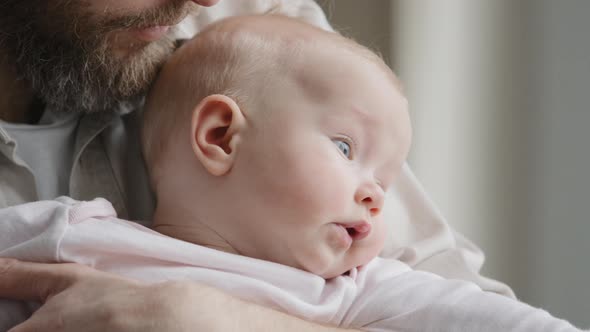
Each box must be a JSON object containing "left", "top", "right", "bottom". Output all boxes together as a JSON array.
[
  {"left": 390, "top": 0, "right": 590, "bottom": 327},
  {"left": 390, "top": 0, "right": 526, "bottom": 288}
]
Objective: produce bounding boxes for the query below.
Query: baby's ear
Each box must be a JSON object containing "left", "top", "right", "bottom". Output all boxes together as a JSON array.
[{"left": 190, "top": 95, "right": 246, "bottom": 176}]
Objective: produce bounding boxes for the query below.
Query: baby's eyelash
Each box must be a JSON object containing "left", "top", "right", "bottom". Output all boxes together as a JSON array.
[{"left": 335, "top": 134, "right": 356, "bottom": 159}]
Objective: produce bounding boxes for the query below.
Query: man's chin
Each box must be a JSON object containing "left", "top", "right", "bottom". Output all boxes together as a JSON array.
[
  {"left": 0, "top": 0, "right": 181, "bottom": 114},
  {"left": 111, "top": 35, "right": 176, "bottom": 97},
  {"left": 46, "top": 34, "right": 175, "bottom": 114}
]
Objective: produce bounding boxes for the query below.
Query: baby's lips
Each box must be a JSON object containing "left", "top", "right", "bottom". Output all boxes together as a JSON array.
[
  {"left": 354, "top": 222, "right": 371, "bottom": 234},
  {"left": 338, "top": 221, "right": 372, "bottom": 241}
]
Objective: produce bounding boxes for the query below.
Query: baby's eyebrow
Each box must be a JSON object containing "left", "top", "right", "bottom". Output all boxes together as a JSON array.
[{"left": 349, "top": 106, "right": 374, "bottom": 125}]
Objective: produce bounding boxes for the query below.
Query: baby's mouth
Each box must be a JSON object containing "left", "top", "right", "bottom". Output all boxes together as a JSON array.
[{"left": 340, "top": 221, "right": 371, "bottom": 241}]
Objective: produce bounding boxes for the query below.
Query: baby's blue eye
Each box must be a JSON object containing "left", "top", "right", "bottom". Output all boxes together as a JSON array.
[{"left": 333, "top": 139, "right": 352, "bottom": 159}]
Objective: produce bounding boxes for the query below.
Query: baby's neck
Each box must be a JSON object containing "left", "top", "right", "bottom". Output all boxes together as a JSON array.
[{"left": 151, "top": 202, "right": 240, "bottom": 255}]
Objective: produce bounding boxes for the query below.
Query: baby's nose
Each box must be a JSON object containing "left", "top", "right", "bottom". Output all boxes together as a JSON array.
[{"left": 354, "top": 182, "right": 385, "bottom": 217}]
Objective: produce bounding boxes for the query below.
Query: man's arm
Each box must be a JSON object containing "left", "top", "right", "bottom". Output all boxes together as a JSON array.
[{"left": 0, "top": 259, "right": 359, "bottom": 332}]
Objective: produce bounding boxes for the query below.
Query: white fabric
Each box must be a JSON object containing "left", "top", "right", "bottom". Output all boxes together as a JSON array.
[
  {"left": 172, "top": 0, "right": 332, "bottom": 40},
  {"left": 0, "top": 198, "right": 583, "bottom": 332},
  {"left": 380, "top": 164, "right": 516, "bottom": 297}
]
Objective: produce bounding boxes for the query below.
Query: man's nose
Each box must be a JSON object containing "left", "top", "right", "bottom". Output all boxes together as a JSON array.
[
  {"left": 191, "top": 0, "right": 220, "bottom": 7},
  {"left": 354, "top": 182, "right": 385, "bottom": 217}
]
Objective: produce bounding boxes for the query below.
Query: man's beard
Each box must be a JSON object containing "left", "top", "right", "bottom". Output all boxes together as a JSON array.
[{"left": 0, "top": 0, "right": 196, "bottom": 113}]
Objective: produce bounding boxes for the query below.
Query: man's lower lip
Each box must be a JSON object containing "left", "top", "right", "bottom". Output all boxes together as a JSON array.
[{"left": 131, "top": 26, "right": 171, "bottom": 42}]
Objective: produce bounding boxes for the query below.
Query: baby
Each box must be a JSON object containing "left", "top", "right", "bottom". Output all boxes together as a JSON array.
[
  {"left": 141, "top": 13, "right": 411, "bottom": 279},
  {"left": 0, "top": 14, "right": 584, "bottom": 331}
]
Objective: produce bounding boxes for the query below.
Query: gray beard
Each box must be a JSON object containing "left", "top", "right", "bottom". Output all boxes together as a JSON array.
[{"left": 0, "top": 1, "right": 180, "bottom": 114}]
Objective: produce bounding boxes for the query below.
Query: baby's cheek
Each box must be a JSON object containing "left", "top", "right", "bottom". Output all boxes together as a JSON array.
[
  {"left": 294, "top": 229, "right": 336, "bottom": 275},
  {"left": 284, "top": 164, "right": 350, "bottom": 216},
  {"left": 370, "top": 218, "right": 388, "bottom": 255},
  {"left": 310, "top": 165, "right": 351, "bottom": 205}
]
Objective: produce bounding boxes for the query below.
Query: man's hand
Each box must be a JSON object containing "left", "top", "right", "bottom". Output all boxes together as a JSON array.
[
  {"left": 0, "top": 258, "right": 234, "bottom": 332},
  {"left": 0, "top": 258, "right": 359, "bottom": 332},
  {"left": 0, "top": 259, "right": 187, "bottom": 332}
]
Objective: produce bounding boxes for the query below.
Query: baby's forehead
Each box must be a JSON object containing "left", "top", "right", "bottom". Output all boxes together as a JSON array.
[
  {"left": 288, "top": 44, "right": 401, "bottom": 104},
  {"left": 285, "top": 43, "right": 410, "bottom": 142},
  {"left": 169, "top": 14, "right": 405, "bottom": 120}
]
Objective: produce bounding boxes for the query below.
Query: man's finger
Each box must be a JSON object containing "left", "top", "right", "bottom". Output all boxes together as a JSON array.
[
  {"left": 6, "top": 312, "right": 59, "bottom": 332},
  {"left": 8, "top": 320, "right": 35, "bottom": 332},
  {"left": 0, "top": 258, "right": 79, "bottom": 302}
]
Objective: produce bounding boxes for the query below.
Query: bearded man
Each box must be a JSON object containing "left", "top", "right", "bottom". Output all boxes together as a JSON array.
[{"left": 0, "top": 1, "right": 512, "bottom": 331}]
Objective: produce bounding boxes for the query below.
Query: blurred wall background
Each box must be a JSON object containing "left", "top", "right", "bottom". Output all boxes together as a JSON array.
[{"left": 319, "top": 0, "right": 589, "bottom": 327}]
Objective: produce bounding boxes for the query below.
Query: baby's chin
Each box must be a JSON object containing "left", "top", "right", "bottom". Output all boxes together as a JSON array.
[
  {"left": 319, "top": 267, "right": 354, "bottom": 280},
  {"left": 288, "top": 238, "right": 385, "bottom": 279},
  {"left": 315, "top": 262, "right": 367, "bottom": 280},
  {"left": 305, "top": 253, "right": 379, "bottom": 279}
]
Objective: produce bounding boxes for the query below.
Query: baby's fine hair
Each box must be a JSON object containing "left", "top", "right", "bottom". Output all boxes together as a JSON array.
[{"left": 142, "top": 14, "right": 398, "bottom": 186}]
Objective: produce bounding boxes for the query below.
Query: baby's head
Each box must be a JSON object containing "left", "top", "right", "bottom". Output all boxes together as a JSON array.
[{"left": 142, "top": 15, "right": 411, "bottom": 279}]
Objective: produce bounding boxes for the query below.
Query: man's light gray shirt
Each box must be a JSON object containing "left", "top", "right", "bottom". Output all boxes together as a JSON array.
[{"left": 0, "top": 108, "right": 155, "bottom": 224}]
